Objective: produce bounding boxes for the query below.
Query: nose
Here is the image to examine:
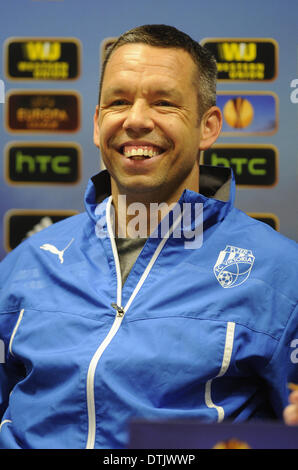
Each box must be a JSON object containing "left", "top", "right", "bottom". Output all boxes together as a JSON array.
[{"left": 122, "top": 99, "right": 154, "bottom": 134}]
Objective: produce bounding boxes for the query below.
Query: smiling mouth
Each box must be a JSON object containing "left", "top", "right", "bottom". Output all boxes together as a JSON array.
[{"left": 119, "top": 144, "right": 165, "bottom": 160}]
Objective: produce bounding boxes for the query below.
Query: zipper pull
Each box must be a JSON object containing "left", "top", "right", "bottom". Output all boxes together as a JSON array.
[{"left": 111, "top": 303, "right": 125, "bottom": 317}]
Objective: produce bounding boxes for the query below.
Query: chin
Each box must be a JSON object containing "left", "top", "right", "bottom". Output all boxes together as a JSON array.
[
  {"left": 123, "top": 183, "right": 159, "bottom": 196},
  {"left": 118, "top": 175, "right": 161, "bottom": 193}
]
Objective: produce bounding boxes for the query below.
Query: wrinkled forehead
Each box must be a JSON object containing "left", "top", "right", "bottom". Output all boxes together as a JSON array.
[{"left": 102, "top": 43, "right": 199, "bottom": 89}]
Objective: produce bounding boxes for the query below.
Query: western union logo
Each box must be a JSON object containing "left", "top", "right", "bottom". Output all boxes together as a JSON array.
[
  {"left": 5, "top": 38, "right": 81, "bottom": 80},
  {"left": 201, "top": 38, "right": 278, "bottom": 81},
  {"left": 218, "top": 42, "right": 257, "bottom": 62},
  {"left": 24, "top": 41, "right": 61, "bottom": 61}
]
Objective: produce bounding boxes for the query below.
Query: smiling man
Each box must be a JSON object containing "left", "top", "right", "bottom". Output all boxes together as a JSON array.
[
  {"left": 0, "top": 25, "right": 297, "bottom": 450},
  {"left": 94, "top": 42, "right": 220, "bottom": 204},
  {"left": 94, "top": 33, "right": 221, "bottom": 236}
]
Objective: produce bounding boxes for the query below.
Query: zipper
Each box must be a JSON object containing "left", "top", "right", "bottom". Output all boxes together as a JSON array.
[
  {"left": 85, "top": 196, "right": 183, "bottom": 449},
  {"left": 85, "top": 303, "right": 126, "bottom": 449},
  {"left": 86, "top": 196, "right": 124, "bottom": 450},
  {"left": 111, "top": 303, "right": 125, "bottom": 317}
]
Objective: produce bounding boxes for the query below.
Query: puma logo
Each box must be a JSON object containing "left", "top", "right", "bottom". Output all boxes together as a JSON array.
[{"left": 40, "top": 238, "right": 74, "bottom": 264}]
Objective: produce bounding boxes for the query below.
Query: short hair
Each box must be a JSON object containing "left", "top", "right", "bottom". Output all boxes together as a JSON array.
[{"left": 98, "top": 24, "right": 217, "bottom": 119}]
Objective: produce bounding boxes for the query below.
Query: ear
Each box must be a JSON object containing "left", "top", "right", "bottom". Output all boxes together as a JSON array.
[
  {"left": 199, "top": 106, "right": 222, "bottom": 151},
  {"left": 93, "top": 105, "right": 100, "bottom": 148}
]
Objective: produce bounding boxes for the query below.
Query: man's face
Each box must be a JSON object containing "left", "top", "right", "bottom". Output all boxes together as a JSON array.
[{"left": 94, "top": 43, "right": 219, "bottom": 204}]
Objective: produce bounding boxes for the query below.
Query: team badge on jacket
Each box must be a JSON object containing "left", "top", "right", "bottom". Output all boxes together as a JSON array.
[{"left": 214, "top": 245, "right": 255, "bottom": 288}]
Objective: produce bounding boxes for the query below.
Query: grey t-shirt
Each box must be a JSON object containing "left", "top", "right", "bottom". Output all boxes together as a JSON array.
[{"left": 115, "top": 237, "right": 147, "bottom": 285}]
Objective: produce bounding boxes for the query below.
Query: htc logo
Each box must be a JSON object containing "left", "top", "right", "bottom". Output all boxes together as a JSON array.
[
  {"left": 203, "top": 145, "right": 278, "bottom": 187},
  {"left": 5, "top": 143, "right": 81, "bottom": 184}
]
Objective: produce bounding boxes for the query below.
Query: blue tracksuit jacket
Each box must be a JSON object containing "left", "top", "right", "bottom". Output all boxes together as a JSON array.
[{"left": 0, "top": 166, "right": 297, "bottom": 449}]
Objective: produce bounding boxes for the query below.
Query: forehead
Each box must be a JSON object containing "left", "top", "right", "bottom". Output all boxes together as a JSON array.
[{"left": 102, "top": 43, "right": 198, "bottom": 91}]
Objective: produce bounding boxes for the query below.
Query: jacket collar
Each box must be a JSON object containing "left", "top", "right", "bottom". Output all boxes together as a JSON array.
[{"left": 84, "top": 165, "right": 235, "bottom": 230}]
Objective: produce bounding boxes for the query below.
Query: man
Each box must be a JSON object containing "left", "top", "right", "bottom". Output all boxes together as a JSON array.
[{"left": 0, "top": 24, "right": 297, "bottom": 449}]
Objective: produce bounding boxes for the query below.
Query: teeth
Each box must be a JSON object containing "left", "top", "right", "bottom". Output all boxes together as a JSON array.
[{"left": 122, "top": 145, "right": 161, "bottom": 158}]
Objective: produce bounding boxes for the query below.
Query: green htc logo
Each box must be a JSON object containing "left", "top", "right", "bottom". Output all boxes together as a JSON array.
[
  {"left": 6, "top": 143, "right": 81, "bottom": 184},
  {"left": 210, "top": 153, "right": 266, "bottom": 175},
  {"left": 203, "top": 145, "right": 277, "bottom": 187},
  {"left": 15, "top": 151, "right": 71, "bottom": 174}
]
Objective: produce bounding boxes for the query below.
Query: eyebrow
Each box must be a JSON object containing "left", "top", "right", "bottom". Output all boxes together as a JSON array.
[
  {"left": 150, "top": 88, "right": 183, "bottom": 101},
  {"left": 101, "top": 86, "right": 183, "bottom": 102}
]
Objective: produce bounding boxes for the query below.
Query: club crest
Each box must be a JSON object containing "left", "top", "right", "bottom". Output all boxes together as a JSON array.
[{"left": 214, "top": 245, "right": 255, "bottom": 288}]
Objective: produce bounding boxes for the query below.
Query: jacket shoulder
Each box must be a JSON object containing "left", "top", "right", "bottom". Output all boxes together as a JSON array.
[
  {"left": 232, "top": 209, "right": 297, "bottom": 253},
  {"left": 229, "top": 209, "right": 298, "bottom": 302},
  {"left": 25, "top": 212, "right": 88, "bottom": 244},
  {"left": 0, "top": 212, "right": 88, "bottom": 278}
]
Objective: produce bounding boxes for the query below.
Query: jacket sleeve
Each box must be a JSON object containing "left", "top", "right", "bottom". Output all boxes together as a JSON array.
[
  {"left": 262, "top": 302, "right": 298, "bottom": 420},
  {"left": 0, "top": 246, "right": 27, "bottom": 420}
]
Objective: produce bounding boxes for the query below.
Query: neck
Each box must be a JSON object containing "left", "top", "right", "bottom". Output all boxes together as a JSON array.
[{"left": 110, "top": 168, "right": 200, "bottom": 238}]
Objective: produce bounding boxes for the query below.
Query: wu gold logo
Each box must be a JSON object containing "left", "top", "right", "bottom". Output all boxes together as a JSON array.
[
  {"left": 218, "top": 42, "right": 257, "bottom": 62},
  {"left": 5, "top": 38, "right": 81, "bottom": 80},
  {"left": 24, "top": 41, "right": 61, "bottom": 61},
  {"left": 201, "top": 38, "right": 278, "bottom": 81},
  {"left": 214, "top": 245, "right": 255, "bottom": 288}
]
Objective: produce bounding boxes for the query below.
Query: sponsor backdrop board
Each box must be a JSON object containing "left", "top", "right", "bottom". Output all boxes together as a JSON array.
[{"left": 0, "top": 0, "right": 297, "bottom": 259}]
